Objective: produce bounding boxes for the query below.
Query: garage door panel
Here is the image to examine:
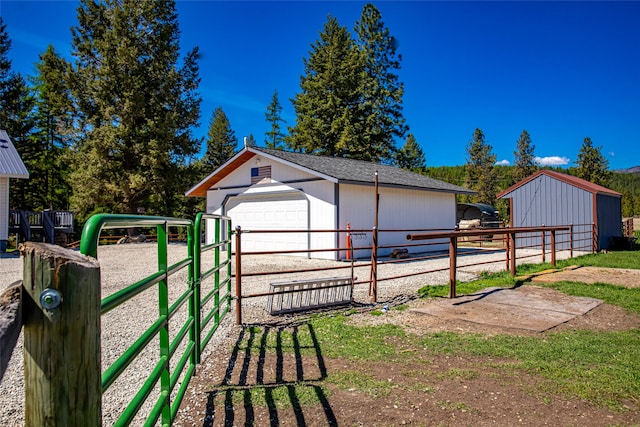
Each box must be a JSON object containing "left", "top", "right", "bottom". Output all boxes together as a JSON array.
[{"left": 226, "top": 192, "right": 309, "bottom": 255}]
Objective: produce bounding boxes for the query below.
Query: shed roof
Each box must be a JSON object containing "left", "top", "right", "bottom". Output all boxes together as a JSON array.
[
  {"left": 0, "top": 130, "right": 29, "bottom": 179},
  {"left": 187, "top": 146, "right": 475, "bottom": 197},
  {"left": 497, "top": 169, "right": 621, "bottom": 199}
]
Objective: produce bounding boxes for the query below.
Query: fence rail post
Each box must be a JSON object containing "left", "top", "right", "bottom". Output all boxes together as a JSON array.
[
  {"left": 370, "top": 226, "right": 378, "bottom": 303},
  {"left": 235, "top": 226, "right": 242, "bottom": 325},
  {"left": 505, "top": 231, "right": 510, "bottom": 271},
  {"left": 569, "top": 224, "right": 574, "bottom": 258},
  {"left": 449, "top": 236, "right": 457, "bottom": 298},
  {"left": 550, "top": 230, "right": 557, "bottom": 267},
  {"left": 191, "top": 216, "right": 201, "bottom": 365},
  {"left": 509, "top": 232, "right": 517, "bottom": 276},
  {"left": 22, "top": 242, "right": 101, "bottom": 427}
]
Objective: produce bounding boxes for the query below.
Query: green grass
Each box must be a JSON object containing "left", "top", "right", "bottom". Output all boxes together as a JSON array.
[
  {"left": 418, "top": 250, "right": 640, "bottom": 299},
  {"left": 326, "top": 370, "right": 394, "bottom": 397},
  {"left": 216, "top": 383, "right": 327, "bottom": 409},
  {"left": 422, "top": 329, "right": 640, "bottom": 409},
  {"left": 226, "top": 250, "right": 640, "bottom": 411},
  {"left": 412, "top": 250, "right": 640, "bottom": 409},
  {"left": 240, "top": 314, "right": 407, "bottom": 361},
  {"left": 555, "top": 250, "right": 640, "bottom": 270}
]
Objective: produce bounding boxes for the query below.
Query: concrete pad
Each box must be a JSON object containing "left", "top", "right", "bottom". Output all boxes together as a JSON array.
[{"left": 411, "top": 286, "right": 602, "bottom": 332}]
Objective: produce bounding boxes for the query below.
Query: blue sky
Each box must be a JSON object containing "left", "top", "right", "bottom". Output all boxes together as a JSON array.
[{"left": 2, "top": 1, "right": 639, "bottom": 170}]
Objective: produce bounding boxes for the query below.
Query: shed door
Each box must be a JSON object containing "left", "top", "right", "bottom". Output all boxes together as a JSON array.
[{"left": 225, "top": 191, "right": 309, "bottom": 254}]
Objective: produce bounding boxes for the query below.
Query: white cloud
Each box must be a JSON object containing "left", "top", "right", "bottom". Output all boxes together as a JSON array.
[
  {"left": 535, "top": 156, "right": 570, "bottom": 166},
  {"left": 495, "top": 159, "right": 511, "bottom": 166},
  {"left": 608, "top": 151, "right": 615, "bottom": 157}
]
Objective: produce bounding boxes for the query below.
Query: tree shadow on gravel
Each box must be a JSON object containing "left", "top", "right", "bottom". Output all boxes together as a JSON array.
[{"left": 203, "top": 323, "right": 337, "bottom": 427}]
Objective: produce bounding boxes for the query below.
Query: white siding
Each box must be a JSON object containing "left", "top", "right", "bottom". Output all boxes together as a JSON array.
[
  {"left": 204, "top": 158, "right": 337, "bottom": 258},
  {"left": 0, "top": 178, "right": 8, "bottom": 241},
  {"left": 302, "top": 180, "right": 336, "bottom": 259},
  {"left": 339, "top": 184, "right": 455, "bottom": 257}
]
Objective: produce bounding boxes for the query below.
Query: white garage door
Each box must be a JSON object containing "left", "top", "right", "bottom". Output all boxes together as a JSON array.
[{"left": 225, "top": 192, "right": 309, "bottom": 254}]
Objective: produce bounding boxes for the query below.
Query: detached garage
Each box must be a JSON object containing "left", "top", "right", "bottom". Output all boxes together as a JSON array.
[
  {"left": 497, "top": 170, "right": 622, "bottom": 251},
  {"left": 187, "top": 146, "right": 475, "bottom": 259}
]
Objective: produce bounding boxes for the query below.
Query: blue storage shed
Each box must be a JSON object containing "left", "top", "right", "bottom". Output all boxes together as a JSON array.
[{"left": 497, "top": 170, "right": 622, "bottom": 251}]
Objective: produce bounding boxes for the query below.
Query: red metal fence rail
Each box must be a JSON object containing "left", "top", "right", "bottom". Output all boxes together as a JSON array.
[{"left": 231, "top": 224, "right": 590, "bottom": 324}]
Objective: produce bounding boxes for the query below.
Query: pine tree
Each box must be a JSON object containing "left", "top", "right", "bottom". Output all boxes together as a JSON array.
[
  {"left": 575, "top": 137, "right": 610, "bottom": 186},
  {"left": 203, "top": 106, "right": 237, "bottom": 170},
  {"left": 1, "top": 18, "right": 37, "bottom": 210},
  {"left": 0, "top": 18, "right": 36, "bottom": 147},
  {"left": 396, "top": 133, "right": 425, "bottom": 170},
  {"left": 621, "top": 190, "right": 634, "bottom": 218},
  {"left": 465, "top": 128, "right": 498, "bottom": 205},
  {"left": 288, "top": 15, "right": 364, "bottom": 157},
  {"left": 68, "top": 0, "right": 201, "bottom": 219},
  {"left": 354, "top": 3, "right": 407, "bottom": 163},
  {"left": 264, "top": 89, "right": 286, "bottom": 149},
  {"left": 513, "top": 129, "right": 537, "bottom": 183},
  {"left": 20, "top": 45, "right": 74, "bottom": 211}
]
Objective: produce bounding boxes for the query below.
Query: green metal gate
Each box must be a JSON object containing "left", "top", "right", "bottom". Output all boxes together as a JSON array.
[{"left": 79, "top": 213, "right": 232, "bottom": 426}]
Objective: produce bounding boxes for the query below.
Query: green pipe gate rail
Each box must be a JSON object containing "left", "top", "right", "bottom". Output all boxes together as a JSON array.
[
  {"left": 13, "top": 216, "right": 596, "bottom": 425},
  {"left": 20, "top": 213, "right": 232, "bottom": 427}
]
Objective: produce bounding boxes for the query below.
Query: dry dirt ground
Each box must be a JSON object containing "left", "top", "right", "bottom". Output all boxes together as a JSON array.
[{"left": 175, "top": 267, "right": 640, "bottom": 427}]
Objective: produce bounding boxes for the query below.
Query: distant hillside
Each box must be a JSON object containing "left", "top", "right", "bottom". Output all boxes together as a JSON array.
[
  {"left": 614, "top": 166, "right": 640, "bottom": 174},
  {"left": 424, "top": 165, "right": 640, "bottom": 217}
]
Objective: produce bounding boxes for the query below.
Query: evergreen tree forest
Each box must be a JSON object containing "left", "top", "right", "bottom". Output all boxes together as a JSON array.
[
  {"left": 425, "top": 164, "right": 640, "bottom": 220},
  {"left": 2, "top": 2, "right": 639, "bottom": 243},
  {"left": 288, "top": 4, "right": 406, "bottom": 163}
]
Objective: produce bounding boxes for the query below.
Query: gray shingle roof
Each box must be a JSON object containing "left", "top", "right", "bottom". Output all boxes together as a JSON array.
[
  {"left": 0, "top": 130, "right": 28, "bottom": 178},
  {"left": 253, "top": 147, "right": 475, "bottom": 195}
]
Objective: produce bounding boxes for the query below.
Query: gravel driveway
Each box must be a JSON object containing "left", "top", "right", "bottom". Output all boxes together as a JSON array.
[{"left": 0, "top": 243, "right": 579, "bottom": 425}]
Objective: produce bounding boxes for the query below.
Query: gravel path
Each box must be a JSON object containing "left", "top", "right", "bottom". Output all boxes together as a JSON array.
[{"left": 0, "top": 244, "right": 580, "bottom": 425}]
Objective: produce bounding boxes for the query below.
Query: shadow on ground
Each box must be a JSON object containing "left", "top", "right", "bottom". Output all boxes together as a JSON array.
[{"left": 203, "top": 324, "right": 337, "bottom": 427}]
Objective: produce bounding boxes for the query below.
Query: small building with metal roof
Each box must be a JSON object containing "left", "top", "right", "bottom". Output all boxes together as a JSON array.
[
  {"left": 0, "top": 130, "right": 29, "bottom": 252},
  {"left": 497, "top": 170, "right": 622, "bottom": 251},
  {"left": 187, "top": 146, "right": 475, "bottom": 259}
]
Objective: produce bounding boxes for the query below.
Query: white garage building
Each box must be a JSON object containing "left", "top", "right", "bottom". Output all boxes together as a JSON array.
[{"left": 186, "top": 146, "right": 474, "bottom": 260}]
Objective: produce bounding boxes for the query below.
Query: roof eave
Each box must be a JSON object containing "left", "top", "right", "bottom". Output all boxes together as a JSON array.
[
  {"left": 0, "top": 173, "right": 29, "bottom": 179},
  {"left": 338, "top": 179, "right": 477, "bottom": 195},
  {"left": 185, "top": 146, "right": 340, "bottom": 197},
  {"left": 250, "top": 147, "right": 338, "bottom": 183},
  {"left": 185, "top": 148, "right": 254, "bottom": 197},
  {"left": 497, "top": 169, "right": 621, "bottom": 198}
]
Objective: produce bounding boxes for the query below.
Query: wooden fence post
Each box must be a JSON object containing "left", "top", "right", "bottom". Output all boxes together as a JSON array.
[
  {"left": 21, "top": 242, "right": 101, "bottom": 427},
  {"left": 449, "top": 236, "right": 457, "bottom": 298}
]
